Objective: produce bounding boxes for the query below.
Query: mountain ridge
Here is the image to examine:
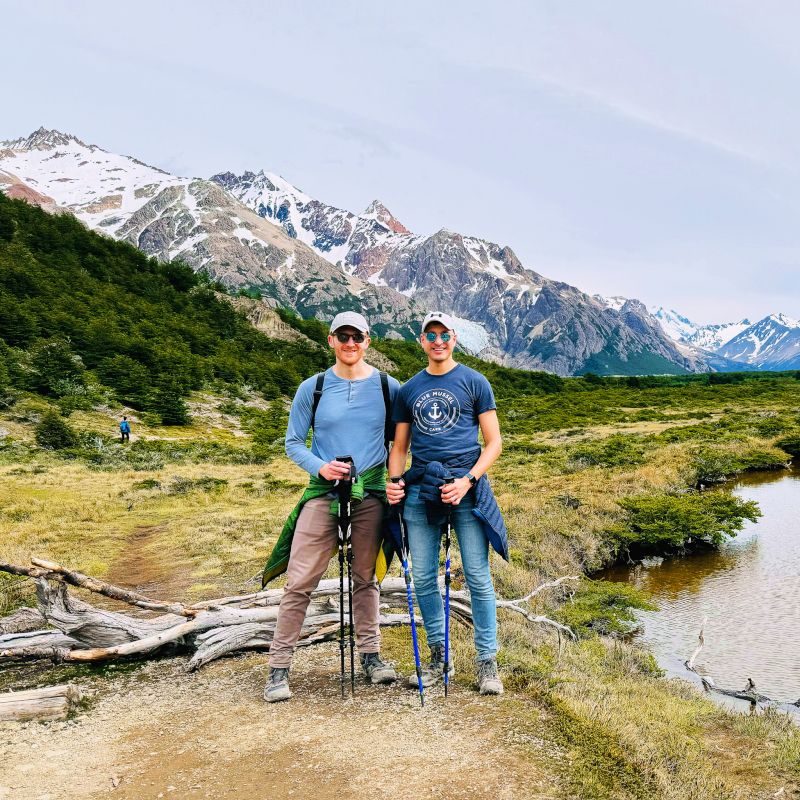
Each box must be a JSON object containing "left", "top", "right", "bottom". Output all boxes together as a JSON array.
[{"left": 1, "top": 127, "right": 699, "bottom": 375}]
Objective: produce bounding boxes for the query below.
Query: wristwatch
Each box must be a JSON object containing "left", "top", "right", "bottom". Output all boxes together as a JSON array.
[{"left": 466, "top": 472, "right": 478, "bottom": 487}]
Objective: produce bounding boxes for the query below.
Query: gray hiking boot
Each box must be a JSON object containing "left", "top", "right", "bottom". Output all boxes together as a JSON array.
[
  {"left": 360, "top": 652, "right": 398, "bottom": 684},
  {"left": 476, "top": 657, "right": 504, "bottom": 696},
  {"left": 263, "top": 667, "right": 291, "bottom": 703},
  {"left": 406, "top": 643, "right": 455, "bottom": 689}
]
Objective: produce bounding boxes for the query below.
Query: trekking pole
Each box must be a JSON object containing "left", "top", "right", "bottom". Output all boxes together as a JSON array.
[
  {"left": 443, "top": 475, "right": 454, "bottom": 698},
  {"left": 337, "top": 490, "right": 347, "bottom": 700},
  {"left": 391, "top": 479, "right": 425, "bottom": 707},
  {"left": 336, "top": 456, "right": 357, "bottom": 699}
]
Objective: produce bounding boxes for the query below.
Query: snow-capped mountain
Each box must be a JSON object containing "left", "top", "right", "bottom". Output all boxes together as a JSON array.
[
  {"left": 648, "top": 306, "right": 753, "bottom": 351},
  {"left": 215, "top": 168, "right": 692, "bottom": 375},
  {"left": 0, "top": 128, "right": 420, "bottom": 336},
  {"left": 647, "top": 303, "right": 800, "bottom": 370},
  {"left": 716, "top": 313, "right": 800, "bottom": 369},
  {"left": 1, "top": 128, "right": 696, "bottom": 375}
]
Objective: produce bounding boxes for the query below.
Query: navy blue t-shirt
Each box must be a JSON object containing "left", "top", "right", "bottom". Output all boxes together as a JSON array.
[{"left": 393, "top": 363, "right": 496, "bottom": 466}]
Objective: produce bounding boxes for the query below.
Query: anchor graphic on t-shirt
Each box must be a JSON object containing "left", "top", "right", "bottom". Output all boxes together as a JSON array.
[{"left": 427, "top": 402, "right": 444, "bottom": 421}]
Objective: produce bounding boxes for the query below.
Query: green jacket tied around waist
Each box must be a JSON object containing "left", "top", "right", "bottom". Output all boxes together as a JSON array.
[{"left": 261, "top": 464, "right": 394, "bottom": 587}]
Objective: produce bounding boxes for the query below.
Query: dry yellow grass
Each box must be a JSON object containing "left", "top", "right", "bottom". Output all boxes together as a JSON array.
[{"left": 1, "top": 389, "right": 798, "bottom": 798}]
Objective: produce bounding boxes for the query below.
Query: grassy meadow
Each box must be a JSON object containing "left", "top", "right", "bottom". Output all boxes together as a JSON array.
[{"left": 2, "top": 370, "right": 800, "bottom": 797}]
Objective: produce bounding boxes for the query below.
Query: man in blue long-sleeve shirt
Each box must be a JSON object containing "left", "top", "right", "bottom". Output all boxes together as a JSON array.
[{"left": 264, "top": 311, "right": 401, "bottom": 703}]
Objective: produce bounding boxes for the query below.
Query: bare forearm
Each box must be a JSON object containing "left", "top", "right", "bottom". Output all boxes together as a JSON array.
[{"left": 469, "top": 436, "right": 502, "bottom": 479}]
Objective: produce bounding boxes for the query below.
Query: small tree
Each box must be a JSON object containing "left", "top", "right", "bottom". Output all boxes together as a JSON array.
[
  {"left": 29, "top": 340, "right": 85, "bottom": 397},
  {"left": 152, "top": 381, "right": 190, "bottom": 426},
  {"left": 34, "top": 410, "right": 78, "bottom": 450}
]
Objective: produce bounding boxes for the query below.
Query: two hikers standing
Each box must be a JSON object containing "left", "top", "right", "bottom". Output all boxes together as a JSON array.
[{"left": 264, "top": 309, "right": 507, "bottom": 701}]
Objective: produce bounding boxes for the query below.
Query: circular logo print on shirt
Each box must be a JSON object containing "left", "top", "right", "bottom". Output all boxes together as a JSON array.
[{"left": 412, "top": 389, "right": 460, "bottom": 435}]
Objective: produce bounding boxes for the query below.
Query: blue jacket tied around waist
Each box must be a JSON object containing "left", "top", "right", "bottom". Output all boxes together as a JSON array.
[{"left": 404, "top": 448, "right": 509, "bottom": 561}]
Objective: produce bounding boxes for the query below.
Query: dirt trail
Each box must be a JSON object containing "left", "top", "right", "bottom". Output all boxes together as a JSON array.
[
  {"left": 104, "top": 524, "right": 193, "bottom": 603},
  {"left": 0, "top": 645, "right": 562, "bottom": 800}
]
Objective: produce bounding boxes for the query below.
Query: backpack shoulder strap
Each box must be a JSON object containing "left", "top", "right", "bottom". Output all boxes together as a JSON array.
[
  {"left": 310, "top": 372, "right": 325, "bottom": 431},
  {"left": 380, "top": 371, "right": 394, "bottom": 450}
]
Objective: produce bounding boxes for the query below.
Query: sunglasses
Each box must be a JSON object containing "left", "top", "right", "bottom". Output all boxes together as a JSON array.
[
  {"left": 423, "top": 331, "right": 453, "bottom": 343},
  {"left": 334, "top": 332, "right": 366, "bottom": 344}
]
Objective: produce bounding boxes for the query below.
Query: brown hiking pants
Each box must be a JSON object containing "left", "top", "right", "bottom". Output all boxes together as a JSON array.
[{"left": 268, "top": 495, "right": 384, "bottom": 668}]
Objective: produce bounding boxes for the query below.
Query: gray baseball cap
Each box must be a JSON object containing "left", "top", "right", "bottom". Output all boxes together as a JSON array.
[
  {"left": 330, "top": 311, "right": 370, "bottom": 333},
  {"left": 421, "top": 311, "right": 456, "bottom": 332}
]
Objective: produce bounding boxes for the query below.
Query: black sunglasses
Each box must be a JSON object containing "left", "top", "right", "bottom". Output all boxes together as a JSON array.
[{"left": 334, "top": 332, "right": 366, "bottom": 343}]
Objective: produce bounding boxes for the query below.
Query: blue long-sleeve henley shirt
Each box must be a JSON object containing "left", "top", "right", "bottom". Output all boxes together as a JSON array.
[{"left": 285, "top": 367, "right": 400, "bottom": 477}]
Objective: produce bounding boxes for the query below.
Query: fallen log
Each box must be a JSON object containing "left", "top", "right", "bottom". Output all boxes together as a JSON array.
[
  {"left": 0, "top": 607, "right": 46, "bottom": 635},
  {"left": 0, "top": 558, "right": 578, "bottom": 672},
  {"left": 0, "top": 684, "right": 82, "bottom": 722}
]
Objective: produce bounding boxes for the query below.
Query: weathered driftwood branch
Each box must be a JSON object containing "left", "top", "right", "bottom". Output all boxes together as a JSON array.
[
  {"left": 685, "top": 618, "right": 798, "bottom": 709},
  {"left": 0, "top": 607, "right": 45, "bottom": 635},
  {"left": 0, "top": 684, "right": 82, "bottom": 722},
  {"left": 0, "top": 558, "right": 577, "bottom": 673}
]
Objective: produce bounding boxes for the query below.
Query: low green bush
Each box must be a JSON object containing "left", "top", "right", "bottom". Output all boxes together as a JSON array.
[
  {"left": 776, "top": 432, "right": 800, "bottom": 458},
  {"left": 34, "top": 410, "right": 78, "bottom": 450},
  {"left": 567, "top": 435, "right": 649, "bottom": 470},
  {"left": 553, "top": 580, "right": 656, "bottom": 637},
  {"left": 690, "top": 445, "right": 789, "bottom": 484},
  {"left": 608, "top": 491, "right": 761, "bottom": 555}
]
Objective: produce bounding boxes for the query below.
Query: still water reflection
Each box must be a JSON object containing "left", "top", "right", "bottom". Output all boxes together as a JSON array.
[{"left": 603, "top": 469, "right": 800, "bottom": 703}]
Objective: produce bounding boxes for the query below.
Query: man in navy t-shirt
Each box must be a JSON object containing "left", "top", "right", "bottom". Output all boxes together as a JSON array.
[{"left": 387, "top": 311, "right": 505, "bottom": 696}]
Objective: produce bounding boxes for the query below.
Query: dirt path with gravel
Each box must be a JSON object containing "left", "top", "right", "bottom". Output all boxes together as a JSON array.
[{"left": 0, "top": 645, "right": 564, "bottom": 800}]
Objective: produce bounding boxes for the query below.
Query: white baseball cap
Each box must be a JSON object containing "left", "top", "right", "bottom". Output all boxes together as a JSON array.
[
  {"left": 330, "top": 311, "right": 370, "bottom": 333},
  {"left": 421, "top": 311, "right": 456, "bottom": 332}
]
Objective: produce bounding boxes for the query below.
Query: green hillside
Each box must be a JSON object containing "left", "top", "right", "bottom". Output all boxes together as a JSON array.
[{"left": 0, "top": 193, "right": 329, "bottom": 418}]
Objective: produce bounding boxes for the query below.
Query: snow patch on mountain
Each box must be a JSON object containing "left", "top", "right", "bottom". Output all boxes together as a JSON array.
[
  {"left": 594, "top": 294, "right": 628, "bottom": 312},
  {"left": 450, "top": 316, "right": 491, "bottom": 354}
]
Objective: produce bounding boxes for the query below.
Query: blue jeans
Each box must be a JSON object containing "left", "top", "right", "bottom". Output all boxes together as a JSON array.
[{"left": 403, "top": 484, "right": 497, "bottom": 661}]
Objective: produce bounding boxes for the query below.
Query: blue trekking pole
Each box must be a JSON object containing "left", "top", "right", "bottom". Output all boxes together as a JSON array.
[
  {"left": 390, "top": 479, "right": 425, "bottom": 707},
  {"left": 442, "top": 475, "right": 454, "bottom": 698}
]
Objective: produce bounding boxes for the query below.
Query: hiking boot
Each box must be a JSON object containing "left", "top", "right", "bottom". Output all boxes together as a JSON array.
[
  {"left": 476, "top": 657, "right": 504, "bottom": 696},
  {"left": 406, "top": 643, "right": 455, "bottom": 689},
  {"left": 360, "top": 652, "right": 398, "bottom": 684},
  {"left": 263, "top": 667, "right": 291, "bottom": 703}
]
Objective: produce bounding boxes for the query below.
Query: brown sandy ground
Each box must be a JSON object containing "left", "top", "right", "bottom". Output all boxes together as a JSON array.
[{"left": 0, "top": 646, "right": 563, "bottom": 800}]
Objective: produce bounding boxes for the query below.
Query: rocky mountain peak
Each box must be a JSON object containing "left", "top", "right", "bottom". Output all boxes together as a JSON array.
[
  {"left": 5, "top": 127, "right": 89, "bottom": 151},
  {"left": 769, "top": 312, "right": 800, "bottom": 328},
  {"left": 361, "top": 199, "right": 411, "bottom": 234}
]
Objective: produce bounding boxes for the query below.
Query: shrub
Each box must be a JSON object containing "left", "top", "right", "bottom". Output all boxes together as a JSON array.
[
  {"left": 29, "top": 340, "right": 85, "bottom": 396},
  {"left": 553, "top": 580, "right": 656, "bottom": 637},
  {"left": 776, "top": 432, "right": 800, "bottom": 459},
  {"left": 34, "top": 410, "right": 78, "bottom": 449},
  {"left": 151, "top": 381, "right": 190, "bottom": 426},
  {"left": 690, "top": 444, "right": 790, "bottom": 484},
  {"left": 567, "top": 435, "right": 648, "bottom": 469},
  {"left": 608, "top": 491, "right": 761, "bottom": 554}
]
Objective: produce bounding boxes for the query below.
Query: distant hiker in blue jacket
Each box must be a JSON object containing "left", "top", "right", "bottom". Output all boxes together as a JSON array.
[
  {"left": 387, "top": 311, "right": 507, "bottom": 696},
  {"left": 119, "top": 416, "right": 131, "bottom": 443}
]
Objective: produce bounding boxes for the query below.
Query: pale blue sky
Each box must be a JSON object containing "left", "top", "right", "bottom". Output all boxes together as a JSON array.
[{"left": 3, "top": 0, "right": 799, "bottom": 323}]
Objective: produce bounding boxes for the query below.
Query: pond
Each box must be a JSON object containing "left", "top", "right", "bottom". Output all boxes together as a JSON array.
[{"left": 602, "top": 469, "right": 800, "bottom": 711}]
